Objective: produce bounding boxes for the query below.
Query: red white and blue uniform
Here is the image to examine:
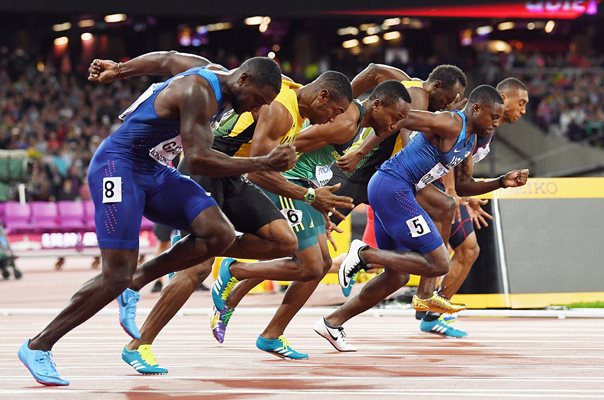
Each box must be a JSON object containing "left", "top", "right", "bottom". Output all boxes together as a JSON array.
[
  {"left": 368, "top": 111, "right": 475, "bottom": 254},
  {"left": 87, "top": 67, "right": 220, "bottom": 249}
]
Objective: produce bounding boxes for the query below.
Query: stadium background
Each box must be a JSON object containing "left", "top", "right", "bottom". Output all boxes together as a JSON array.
[{"left": 1, "top": 0, "right": 603, "bottom": 307}]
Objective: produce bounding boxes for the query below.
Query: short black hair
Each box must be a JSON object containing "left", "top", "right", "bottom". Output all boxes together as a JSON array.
[
  {"left": 468, "top": 84, "right": 504, "bottom": 106},
  {"left": 239, "top": 57, "right": 282, "bottom": 94},
  {"left": 496, "top": 77, "right": 527, "bottom": 93},
  {"left": 427, "top": 64, "right": 467, "bottom": 89},
  {"left": 368, "top": 80, "right": 412, "bottom": 106},
  {"left": 313, "top": 70, "right": 353, "bottom": 102}
]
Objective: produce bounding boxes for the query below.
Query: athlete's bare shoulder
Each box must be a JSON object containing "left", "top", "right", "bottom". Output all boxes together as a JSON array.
[{"left": 155, "top": 74, "right": 218, "bottom": 120}]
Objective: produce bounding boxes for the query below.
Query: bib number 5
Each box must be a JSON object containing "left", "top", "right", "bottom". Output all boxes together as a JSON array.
[
  {"left": 102, "top": 177, "right": 122, "bottom": 203},
  {"left": 405, "top": 215, "right": 431, "bottom": 238}
]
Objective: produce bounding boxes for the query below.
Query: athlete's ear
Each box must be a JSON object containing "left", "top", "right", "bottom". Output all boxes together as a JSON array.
[
  {"left": 372, "top": 98, "right": 383, "bottom": 111},
  {"left": 318, "top": 88, "right": 331, "bottom": 103},
  {"left": 431, "top": 80, "right": 441, "bottom": 91},
  {"left": 238, "top": 72, "right": 250, "bottom": 86},
  {"left": 472, "top": 102, "right": 481, "bottom": 115}
]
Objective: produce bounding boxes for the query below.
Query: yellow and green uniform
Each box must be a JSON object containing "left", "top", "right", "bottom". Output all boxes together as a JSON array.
[
  {"left": 265, "top": 100, "right": 365, "bottom": 250},
  {"left": 211, "top": 79, "right": 322, "bottom": 250},
  {"left": 346, "top": 80, "right": 423, "bottom": 184},
  {"left": 212, "top": 80, "right": 304, "bottom": 156},
  {"left": 283, "top": 100, "right": 365, "bottom": 187}
]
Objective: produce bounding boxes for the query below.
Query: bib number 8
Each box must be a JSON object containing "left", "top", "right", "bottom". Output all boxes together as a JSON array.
[
  {"left": 102, "top": 177, "right": 122, "bottom": 203},
  {"left": 405, "top": 215, "right": 431, "bottom": 238}
]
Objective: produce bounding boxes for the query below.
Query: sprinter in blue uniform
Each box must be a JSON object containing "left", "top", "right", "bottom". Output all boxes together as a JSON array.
[
  {"left": 315, "top": 86, "right": 529, "bottom": 351},
  {"left": 18, "top": 55, "right": 297, "bottom": 386}
]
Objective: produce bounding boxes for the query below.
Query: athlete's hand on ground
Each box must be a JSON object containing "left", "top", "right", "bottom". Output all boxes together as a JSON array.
[
  {"left": 88, "top": 59, "right": 120, "bottom": 83},
  {"left": 312, "top": 183, "right": 354, "bottom": 220},
  {"left": 336, "top": 151, "right": 363, "bottom": 173},
  {"left": 503, "top": 169, "right": 529, "bottom": 188},
  {"left": 466, "top": 198, "right": 493, "bottom": 229},
  {"left": 265, "top": 144, "right": 297, "bottom": 171}
]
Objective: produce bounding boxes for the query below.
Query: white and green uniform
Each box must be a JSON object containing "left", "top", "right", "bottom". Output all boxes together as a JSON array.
[{"left": 263, "top": 100, "right": 366, "bottom": 250}]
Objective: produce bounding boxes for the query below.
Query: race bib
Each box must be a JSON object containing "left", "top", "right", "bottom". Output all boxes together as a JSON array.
[
  {"left": 102, "top": 177, "right": 122, "bottom": 203},
  {"left": 416, "top": 163, "right": 449, "bottom": 191},
  {"left": 406, "top": 215, "right": 431, "bottom": 238},
  {"left": 149, "top": 136, "right": 183, "bottom": 166},
  {"left": 313, "top": 165, "right": 333, "bottom": 187},
  {"left": 472, "top": 143, "right": 491, "bottom": 165},
  {"left": 280, "top": 208, "right": 303, "bottom": 228}
]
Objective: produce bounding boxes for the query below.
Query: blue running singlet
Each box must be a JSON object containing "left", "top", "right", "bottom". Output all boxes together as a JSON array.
[{"left": 87, "top": 67, "right": 222, "bottom": 249}]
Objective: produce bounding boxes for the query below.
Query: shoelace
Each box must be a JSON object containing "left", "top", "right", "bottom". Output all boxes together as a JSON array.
[
  {"left": 345, "top": 262, "right": 365, "bottom": 279},
  {"left": 138, "top": 345, "right": 159, "bottom": 366},
  {"left": 126, "top": 295, "right": 139, "bottom": 319},
  {"left": 278, "top": 335, "right": 292, "bottom": 350},
  {"left": 337, "top": 326, "right": 347, "bottom": 338},
  {"left": 221, "top": 308, "right": 234, "bottom": 325},
  {"left": 35, "top": 351, "right": 57, "bottom": 376},
  {"left": 221, "top": 277, "right": 239, "bottom": 301}
]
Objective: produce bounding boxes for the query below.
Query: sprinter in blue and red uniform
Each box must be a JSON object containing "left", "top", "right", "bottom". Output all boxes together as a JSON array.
[
  {"left": 18, "top": 55, "right": 296, "bottom": 386},
  {"left": 314, "top": 85, "right": 529, "bottom": 351}
]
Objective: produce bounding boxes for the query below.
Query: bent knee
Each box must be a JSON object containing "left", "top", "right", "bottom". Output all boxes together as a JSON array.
[
  {"left": 276, "top": 230, "right": 298, "bottom": 255},
  {"left": 426, "top": 262, "right": 449, "bottom": 278},
  {"left": 206, "top": 224, "right": 237, "bottom": 252},
  {"left": 321, "top": 257, "right": 333, "bottom": 275},
  {"left": 102, "top": 269, "right": 133, "bottom": 292},
  {"left": 263, "top": 222, "right": 298, "bottom": 256},
  {"left": 299, "top": 263, "right": 325, "bottom": 281}
]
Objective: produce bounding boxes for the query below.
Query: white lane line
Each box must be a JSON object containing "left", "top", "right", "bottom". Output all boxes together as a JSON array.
[
  {"left": 1, "top": 389, "right": 604, "bottom": 398},
  {"left": 2, "top": 364, "right": 604, "bottom": 370},
  {"left": 1, "top": 376, "right": 604, "bottom": 382},
  {"left": 2, "top": 307, "right": 604, "bottom": 318}
]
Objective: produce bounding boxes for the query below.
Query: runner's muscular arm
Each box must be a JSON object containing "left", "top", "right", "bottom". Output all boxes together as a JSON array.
[
  {"left": 292, "top": 104, "right": 358, "bottom": 153},
  {"left": 245, "top": 102, "right": 310, "bottom": 199},
  {"left": 119, "top": 51, "right": 213, "bottom": 77},
  {"left": 179, "top": 82, "right": 293, "bottom": 177},
  {"left": 88, "top": 51, "right": 214, "bottom": 83},
  {"left": 337, "top": 86, "right": 428, "bottom": 171},
  {"left": 247, "top": 102, "right": 354, "bottom": 214},
  {"left": 454, "top": 156, "right": 529, "bottom": 196},
  {"left": 402, "top": 110, "right": 461, "bottom": 140},
  {"left": 352, "top": 63, "right": 411, "bottom": 97}
]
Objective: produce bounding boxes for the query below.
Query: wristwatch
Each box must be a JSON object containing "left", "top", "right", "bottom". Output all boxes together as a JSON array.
[{"left": 303, "top": 187, "right": 316, "bottom": 204}]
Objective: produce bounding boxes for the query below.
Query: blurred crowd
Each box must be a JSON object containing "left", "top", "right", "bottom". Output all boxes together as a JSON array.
[
  {"left": 1, "top": 46, "right": 602, "bottom": 203},
  {"left": 0, "top": 49, "right": 152, "bottom": 201},
  {"left": 478, "top": 50, "right": 604, "bottom": 147}
]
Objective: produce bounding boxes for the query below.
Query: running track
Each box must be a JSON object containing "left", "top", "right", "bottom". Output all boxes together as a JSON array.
[{"left": 1, "top": 256, "right": 603, "bottom": 399}]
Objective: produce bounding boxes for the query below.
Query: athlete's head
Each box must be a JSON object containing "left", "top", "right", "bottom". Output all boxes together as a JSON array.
[
  {"left": 305, "top": 71, "right": 353, "bottom": 125},
  {"left": 496, "top": 77, "right": 529, "bottom": 124},
  {"left": 426, "top": 65, "right": 467, "bottom": 112},
  {"left": 467, "top": 85, "right": 504, "bottom": 137},
  {"left": 366, "top": 80, "right": 412, "bottom": 137},
  {"left": 230, "top": 57, "right": 282, "bottom": 114}
]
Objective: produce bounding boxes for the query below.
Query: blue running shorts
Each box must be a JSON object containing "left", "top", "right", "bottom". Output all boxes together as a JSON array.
[
  {"left": 367, "top": 171, "right": 443, "bottom": 254},
  {"left": 88, "top": 151, "right": 217, "bottom": 250}
]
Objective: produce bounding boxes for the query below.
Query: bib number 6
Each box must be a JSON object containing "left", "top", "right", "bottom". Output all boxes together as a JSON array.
[
  {"left": 405, "top": 215, "right": 431, "bottom": 238},
  {"left": 281, "top": 208, "right": 303, "bottom": 228},
  {"left": 102, "top": 177, "right": 122, "bottom": 203}
]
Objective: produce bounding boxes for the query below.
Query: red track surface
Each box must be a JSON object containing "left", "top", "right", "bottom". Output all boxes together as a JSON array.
[{"left": 1, "top": 256, "right": 604, "bottom": 399}]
